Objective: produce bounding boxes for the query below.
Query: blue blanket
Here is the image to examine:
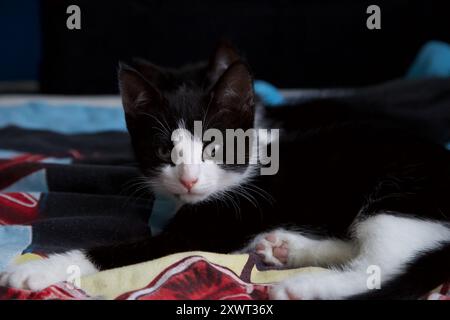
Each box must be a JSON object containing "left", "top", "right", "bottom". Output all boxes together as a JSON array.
[{"left": 0, "top": 81, "right": 286, "bottom": 135}]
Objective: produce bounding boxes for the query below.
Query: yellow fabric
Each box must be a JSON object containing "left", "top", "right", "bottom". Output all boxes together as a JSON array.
[
  {"left": 13, "top": 253, "right": 42, "bottom": 264},
  {"left": 13, "top": 251, "right": 444, "bottom": 300},
  {"left": 250, "top": 266, "right": 324, "bottom": 284},
  {"left": 79, "top": 251, "right": 324, "bottom": 300},
  {"left": 81, "top": 251, "right": 250, "bottom": 299}
]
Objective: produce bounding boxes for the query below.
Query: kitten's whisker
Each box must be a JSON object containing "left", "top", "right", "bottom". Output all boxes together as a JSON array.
[
  {"left": 119, "top": 176, "right": 150, "bottom": 196},
  {"left": 235, "top": 187, "right": 259, "bottom": 209},
  {"left": 140, "top": 112, "right": 171, "bottom": 136},
  {"left": 121, "top": 181, "right": 153, "bottom": 208},
  {"left": 218, "top": 190, "right": 241, "bottom": 219},
  {"left": 242, "top": 183, "right": 275, "bottom": 205},
  {"left": 202, "top": 95, "right": 214, "bottom": 129}
]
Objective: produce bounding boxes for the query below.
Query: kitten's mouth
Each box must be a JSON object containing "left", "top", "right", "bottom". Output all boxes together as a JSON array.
[{"left": 175, "top": 192, "right": 208, "bottom": 204}]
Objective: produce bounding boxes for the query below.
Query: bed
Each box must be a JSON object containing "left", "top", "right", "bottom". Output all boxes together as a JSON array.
[{"left": 1, "top": 79, "right": 449, "bottom": 300}]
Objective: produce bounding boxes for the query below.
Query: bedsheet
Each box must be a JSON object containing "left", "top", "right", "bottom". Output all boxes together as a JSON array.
[{"left": 1, "top": 77, "right": 450, "bottom": 299}]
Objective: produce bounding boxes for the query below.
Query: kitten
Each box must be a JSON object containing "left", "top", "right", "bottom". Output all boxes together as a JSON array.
[
  {"left": 122, "top": 52, "right": 257, "bottom": 204},
  {"left": 1, "top": 43, "right": 449, "bottom": 300}
]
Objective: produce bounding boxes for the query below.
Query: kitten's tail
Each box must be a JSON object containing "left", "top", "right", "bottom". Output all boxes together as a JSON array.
[{"left": 348, "top": 241, "right": 450, "bottom": 300}]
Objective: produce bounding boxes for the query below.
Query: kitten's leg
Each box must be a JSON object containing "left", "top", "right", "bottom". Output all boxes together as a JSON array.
[
  {"left": 269, "top": 214, "right": 450, "bottom": 300},
  {"left": 0, "top": 226, "right": 239, "bottom": 290},
  {"left": 0, "top": 199, "right": 254, "bottom": 291},
  {"left": 243, "top": 228, "right": 356, "bottom": 268},
  {"left": 0, "top": 250, "right": 98, "bottom": 291},
  {"left": 0, "top": 235, "right": 167, "bottom": 291}
]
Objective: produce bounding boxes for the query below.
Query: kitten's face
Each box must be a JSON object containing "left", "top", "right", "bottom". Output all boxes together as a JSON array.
[
  {"left": 149, "top": 120, "right": 253, "bottom": 204},
  {"left": 120, "top": 45, "right": 255, "bottom": 204}
]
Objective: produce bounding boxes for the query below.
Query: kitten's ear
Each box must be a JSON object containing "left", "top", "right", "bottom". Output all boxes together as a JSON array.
[
  {"left": 130, "top": 58, "right": 166, "bottom": 86},
  {"left": 210, "top": 61, "right": 254, "bottom": 124},
  {"left": 118, "top": 63, "right": 163, "bottom": 118},
  {"left": 206, "top": 40, "right": 241, "bottom": 86}
]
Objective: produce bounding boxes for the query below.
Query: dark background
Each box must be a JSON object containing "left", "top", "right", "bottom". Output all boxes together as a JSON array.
[{"left": 2, "top": 0, "right": 450, "bottom": 93}]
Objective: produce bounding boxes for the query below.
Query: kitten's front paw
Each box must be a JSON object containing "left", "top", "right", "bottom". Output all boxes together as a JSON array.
[
  {"left": 269, "top": 270, "right": 356, "bottom": 300},
  {"left": 255, "top": 232, "right": 290, "bottom": 267},
  {"left": 269, "top": 273, "right": 331, "bottom": 300},
  {"left": 0, "top": 261, "right": 65, "bottom": 291},
  {"left": 0, "top": 250, "right": 98, "bottom": 291},
  {"left": 253, "top": 229, "right": 315, "bottom": 267}
]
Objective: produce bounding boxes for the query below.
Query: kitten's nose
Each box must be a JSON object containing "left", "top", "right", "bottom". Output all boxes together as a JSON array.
[{"left": 180, "top": 178, "right": 198, "bottom": 191}]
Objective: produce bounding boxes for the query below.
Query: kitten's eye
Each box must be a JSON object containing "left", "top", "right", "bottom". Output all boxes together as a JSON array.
[
  {"left": 157, "top": 146, "right": 172, "bottom": 160},
  {"left": 203, "top": 144, "right": 220, "bottom": 161}
]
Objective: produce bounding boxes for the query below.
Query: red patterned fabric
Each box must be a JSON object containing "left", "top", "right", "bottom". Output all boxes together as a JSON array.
[
  {"left": 1, "top": 255, "right": 448, "bottom": 300},
  {"left": 0, "top": 154, "right": 45, "bottom": 190},
  {"left": 0, "top": 153, "right": 47, "bottom": 225},
  {"left": 424, "top": 283, "right": 450, "bottom": 300},
  {"left": 0, "top": 256, "right": 270, "bottom": 300},
  {"left": 117, "top": 256, "right": 269, "bottom": 300},
  {"left": 0, "top": 283, "right": 90, "bottom": 300},
  {"left": 0, "top": 192, "right": 40, "bottom": 225}
]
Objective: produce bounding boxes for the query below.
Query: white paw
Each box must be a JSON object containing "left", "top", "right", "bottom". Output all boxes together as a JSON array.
[
  {"left": 254, "top": 232, "right": 289, "bottom": 266},
  {"left": 250, "top": 229, "right": 316, "bottom": 267},
  {"left": 269, "top": 273, "right": 333, "bottom": 300},
  {"left": 269, "top": 270, "right": 363, "bottom": 300},
  {"left": 0, "top": 250, "right": 98, "bottom": 291},
  {"left": 0, "top": 261, "right": 65, "bottom": 291}
]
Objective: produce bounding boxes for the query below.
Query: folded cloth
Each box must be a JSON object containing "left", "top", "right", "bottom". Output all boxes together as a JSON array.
[
  {"left": 1, "top": 77, "right": 450, "bottom": 298},
  {"left": 0, "top": 251, "right": 322, "bottom": 300},
  {"left": 407, "top": 41, "right": 450, "bottom": 79},
  {"left": 0, "top": 127, "right": 153, "bottom": 268},
  {"left": 0, "top": 226, "right": 31, "bottom": 271},
  {"left": 1, "top": 252, "right": 448, "bottom": 300},
  {"left": 0, "top": 81, "right": 284, "bottom": 134},
  {"left": 254, "top": 80, "right": 286, "bottom": 106},
  {"left": 0, "top": 102, "right": 126, "bottom": 134}
]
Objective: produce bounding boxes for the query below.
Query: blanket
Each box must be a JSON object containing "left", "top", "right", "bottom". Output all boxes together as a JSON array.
[
  {"left": 1, "top": 252, "right": 448, "bottom": 300},
  {"left": 0, "top": 126, "right": 448, "bottom": 300},
  {"left": 1, "top": 77, "right": 450, "bottom": 300},
  {"left": 0, "top": 127, "right": 152, "bottom": 261}
]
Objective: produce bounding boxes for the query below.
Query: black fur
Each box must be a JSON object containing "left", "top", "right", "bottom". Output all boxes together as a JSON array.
[
  {"left": 87, "top": 43, "right": 450, "bottom": 299},
  {"left": 120, "top": 42, "right": 254, "bottom": 177}
]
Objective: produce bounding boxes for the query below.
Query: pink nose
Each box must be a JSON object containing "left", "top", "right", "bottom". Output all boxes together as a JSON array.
[{"left": 180, "top": 178, "right": 198, "bottom": 191}]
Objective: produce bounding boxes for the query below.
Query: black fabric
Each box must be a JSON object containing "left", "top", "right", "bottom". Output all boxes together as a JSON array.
[
  {"left": 0, "top": 126, "right": 134, "bottom": 165},
  {"left": 40, "top": 0, "right": 450, "bottom": 93},
  {"left": 283, "top": 77, "right": 450, "bottom": 143},
  {"left": 0, "top": 128, "right": 153, "bottom": 254}
]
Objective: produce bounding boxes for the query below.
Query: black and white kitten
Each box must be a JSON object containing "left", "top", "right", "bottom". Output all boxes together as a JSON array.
[{"left": 1, "top": 43, "right": 449, "bottom": 300}]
